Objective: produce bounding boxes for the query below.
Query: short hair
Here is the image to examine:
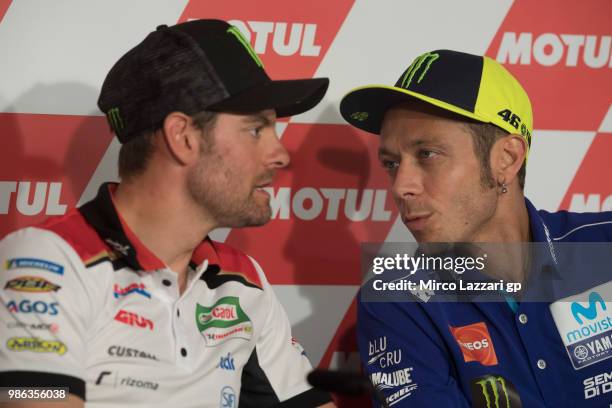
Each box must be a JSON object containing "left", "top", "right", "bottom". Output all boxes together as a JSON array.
[
  {"left": 464, "top": 121, "right": 527, "bottom": 190},
  {"left": 118, "top": 110, "right": 217, "bottom": 180}
]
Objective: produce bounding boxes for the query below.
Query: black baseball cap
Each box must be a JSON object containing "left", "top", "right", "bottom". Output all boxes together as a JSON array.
[{"left": 98, "top": 19, "right": 329, "bottom": 143}]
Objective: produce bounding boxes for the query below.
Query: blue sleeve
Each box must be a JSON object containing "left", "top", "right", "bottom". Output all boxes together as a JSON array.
[{"left": 357, "top": 297, "right": 470, "bottom": 407}]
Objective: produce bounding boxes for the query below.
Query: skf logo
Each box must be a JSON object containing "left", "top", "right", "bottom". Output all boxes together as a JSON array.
[
  {"left": 5, "top": 276, "right": 61, "bottom": 293},
  {"left": 220, "top": 386, "right": 236, "bottom": 408},
  {"left": 179, "top": 0, "right": 355, "bottom": 79},
  {"left": 572, "top": 291, "right": 606, "bottom": 324},
  {"left": 114, "top": 309, "right": 154, "bottom": 331},
  {"left": 7, "top": 337, "right": 67, "bottom": 355},
  {"left": 470, "top": 375, "right": 522, "bottom": 408},
  {"left": 449, "top": 322, "right": 498, "bottom": 366}
]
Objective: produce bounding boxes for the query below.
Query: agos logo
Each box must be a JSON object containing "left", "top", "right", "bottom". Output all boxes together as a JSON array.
[{"left": 6, "top": 299, "right": 59, "bottom": 315}]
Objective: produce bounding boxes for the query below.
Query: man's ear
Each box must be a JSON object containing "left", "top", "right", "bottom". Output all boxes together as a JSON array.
[
  {"left": 492, "top": 134, "right": 527, "bottom": 185},
  {"left": 161, "top": 112, "right": 201, "bottom": 165}
]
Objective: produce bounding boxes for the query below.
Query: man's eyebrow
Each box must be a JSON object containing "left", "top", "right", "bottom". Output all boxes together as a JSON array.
[
  {"left": 243, "top": 114, "right": 273, "bottom": 127},
  {"left": 378, "top": 146, "right": 398, "bottom": 157}
]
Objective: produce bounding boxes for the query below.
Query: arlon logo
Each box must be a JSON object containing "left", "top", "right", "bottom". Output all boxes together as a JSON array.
[
  {"left": 470, "top": 375, "right": 522, "bottom": 408},
  {"left": 7, "top": 337, "right": 67, "bottom": 355}
]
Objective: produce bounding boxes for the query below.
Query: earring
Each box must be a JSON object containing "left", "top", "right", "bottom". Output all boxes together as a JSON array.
[{"left": 501, "top": 183, "right": 508, "bottom": 194}]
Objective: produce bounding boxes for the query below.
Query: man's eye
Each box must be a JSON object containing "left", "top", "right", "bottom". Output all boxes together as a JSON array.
[
  {"left": 381, "top": 159, "right": 399, "bottom": 170},
  {"left": 419, "top": 150, "right": 437, "bottom": 159},
  {"left": 249, "top": 127, "right": 263, "bottom": 138}
]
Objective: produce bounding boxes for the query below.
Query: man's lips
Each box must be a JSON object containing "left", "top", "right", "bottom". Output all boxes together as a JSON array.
[{"left": 402, "top": 213, "right": 432, "bottom": 230}]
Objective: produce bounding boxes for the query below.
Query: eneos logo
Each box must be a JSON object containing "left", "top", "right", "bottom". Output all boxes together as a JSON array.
[
  {"left": 5, "top": 276, "right": 61, "bottom": 293},
  {"left": 7, "top": 337, "right": 66, "bottom": 355},
  {"left": 449, "top": 322, "right": 498, "bottom": 366},
  {"left": 196, "top": 297, "right": 252, "bottom": 346}
]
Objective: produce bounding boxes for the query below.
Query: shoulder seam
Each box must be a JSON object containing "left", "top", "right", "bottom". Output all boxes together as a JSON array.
[{"left": 552, "top": 221, "right": 612, "bottom": 241}]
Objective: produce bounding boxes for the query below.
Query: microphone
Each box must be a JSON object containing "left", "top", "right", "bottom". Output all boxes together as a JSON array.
[{"left": 307, "top": 369, "right": 390, "bottom": 408}]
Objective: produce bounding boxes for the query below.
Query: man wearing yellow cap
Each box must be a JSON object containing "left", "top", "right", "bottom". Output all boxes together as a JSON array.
[{"left": 341, "top": 50, "right": 612, "bottom": 407}]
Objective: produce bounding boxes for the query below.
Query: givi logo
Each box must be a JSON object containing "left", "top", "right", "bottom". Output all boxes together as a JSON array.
[
  {"left": 487, "top": 0, "right": 612, "bottom": 130},
  {"left": 225, "top": 124, "right": 398, "bottom": 285},
  {"left": 178, "top": 0, "right": 355, "bottom": 78},
  {"left": 0, "top": 114, "right": 113, "bottom": 238},
  {"left": 560, "top": 132, "right": 612, "bottom": 212}
]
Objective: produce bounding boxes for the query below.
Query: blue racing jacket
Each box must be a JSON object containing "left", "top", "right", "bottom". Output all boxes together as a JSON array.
[{"left": 358, "top": 198, "right": 612, "bottom": 407}]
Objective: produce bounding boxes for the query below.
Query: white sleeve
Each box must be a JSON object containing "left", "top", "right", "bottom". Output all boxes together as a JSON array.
[
  {"left": 238, "top": 257, "right": 332, "bottom": 408},
  {"left": 0, "top": 227, "right": 97, "bottom": 400}
]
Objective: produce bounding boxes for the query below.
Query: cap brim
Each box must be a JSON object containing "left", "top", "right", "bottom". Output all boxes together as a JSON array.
[
  {"left": 340, "top": 85, "right": 488, "bottom": 135},
  {"left": 208, "top": 78, "right": 329, "bottom": 118}
]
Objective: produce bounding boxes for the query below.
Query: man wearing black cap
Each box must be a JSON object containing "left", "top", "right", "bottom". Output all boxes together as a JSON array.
[
  {"left": 0, "top": 20, "right": 334, "bottom": 407},
  {"left": 341, "top": 50, "right": 612, "bottom": 407}
]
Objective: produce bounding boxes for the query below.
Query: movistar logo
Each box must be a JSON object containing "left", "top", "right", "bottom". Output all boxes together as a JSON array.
[
  {"left": 476, "top": 376, "right": 511, "bottom": 408},
  {"left": 572, "top": 292, "right": 607, "bottom": 325},
  {"left": 227, "top": 26, "right": 264, "bottom": 68},
  {"left": 106, "top": 107, "right": 124, "bottom": 133},
  {"left": 399, "top": 52, "right": 439, "bottom": 89}
]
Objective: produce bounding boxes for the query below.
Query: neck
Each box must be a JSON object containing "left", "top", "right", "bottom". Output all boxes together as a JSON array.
[
  {"left": 112, "top": 172, "right": 216, "bottom": 293},
  {"left": 470, "top": 191, "right": 532, "bottom": 285}
]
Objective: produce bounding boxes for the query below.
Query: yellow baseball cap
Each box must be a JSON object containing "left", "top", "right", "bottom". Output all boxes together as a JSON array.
[{"left": 340, "top": 50, "right": 533, "bottom": 155}]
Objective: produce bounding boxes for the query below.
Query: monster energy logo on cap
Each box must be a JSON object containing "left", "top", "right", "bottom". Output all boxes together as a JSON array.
[
  {"left": 470, "top": 374, "right": 522, "bottom": 408},
  {"left": 106, "top": 107, "right": 124, "bottom": 133},
  {"left": 399, "top": 52, "right": 439, "bottom": 89},
  {"left": 227, "top": 26, "right": 264, "bottom": 68}
]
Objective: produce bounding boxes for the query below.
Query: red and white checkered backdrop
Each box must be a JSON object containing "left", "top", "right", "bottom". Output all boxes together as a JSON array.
[{"left": 1, "top": 1, "right": 611, "bottom": 405}]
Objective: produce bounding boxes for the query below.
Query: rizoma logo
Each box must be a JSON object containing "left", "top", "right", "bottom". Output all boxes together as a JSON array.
[
  {"left": 496, "top": 32, "right": 612, "bottom": 68},
  {"left": 572, "top": 291, "right": 606, "bottom": 324},
  {"left": 114, "top": 309, "right": 154, "bottom": 330},
  {"left": 0, "top": 182, "right": 67, "bottom": 216},
  {"left": 227, "top": 20, "right": 322, "bottom": 57},
  {"left": 449, "top": 322, "right": 498, "bottom": 366},
  {"left": 113, "top": 283, "right": 151, "bottom": 299},
  {"left": 399, "top": 52, "right": 439, "bottom": 89},
  {"left": 266, "top": 187, "right": 392, "bottom": 221},
  {"left": 471, "top": 375, "right": 522, "bottom": 408}
]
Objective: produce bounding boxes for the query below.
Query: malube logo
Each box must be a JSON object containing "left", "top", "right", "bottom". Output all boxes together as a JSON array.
[
  {"left": 449, "top": 322, "right": 498, "bottom": 366},
  {"left": 470, "top": 374, "right": 522, "bottom": 408},
  {"left": 196, "top": 296, "right": 253, "bottom": 346},
  {"left": 497, "top": 32, "right": 612, "bottom": 68},
  {"left": 7, "top": 336, "right": 67, "bottom": 355},
  {"left": 266, "top": 187, "right": 392, "bottom": 221},
  {"left": 0, "top": 181, "right": 67, "bottom": 216},
  {"left": 114, "top": 309, "right": 154, "bottom": 331},
  {"left": 370, "top": 367, "right": 414, "bottom": 389},
  {"left": 5, "top": 276, "right": 61, "bottom": 293}
]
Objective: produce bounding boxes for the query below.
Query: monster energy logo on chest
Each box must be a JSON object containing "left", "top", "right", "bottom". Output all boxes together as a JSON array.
[
  {"left": 470, "top": 374, "right": 522, "bottom": 408},
  {"left": 399, "top": 52, "right": 439, "bottom": 89}
]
